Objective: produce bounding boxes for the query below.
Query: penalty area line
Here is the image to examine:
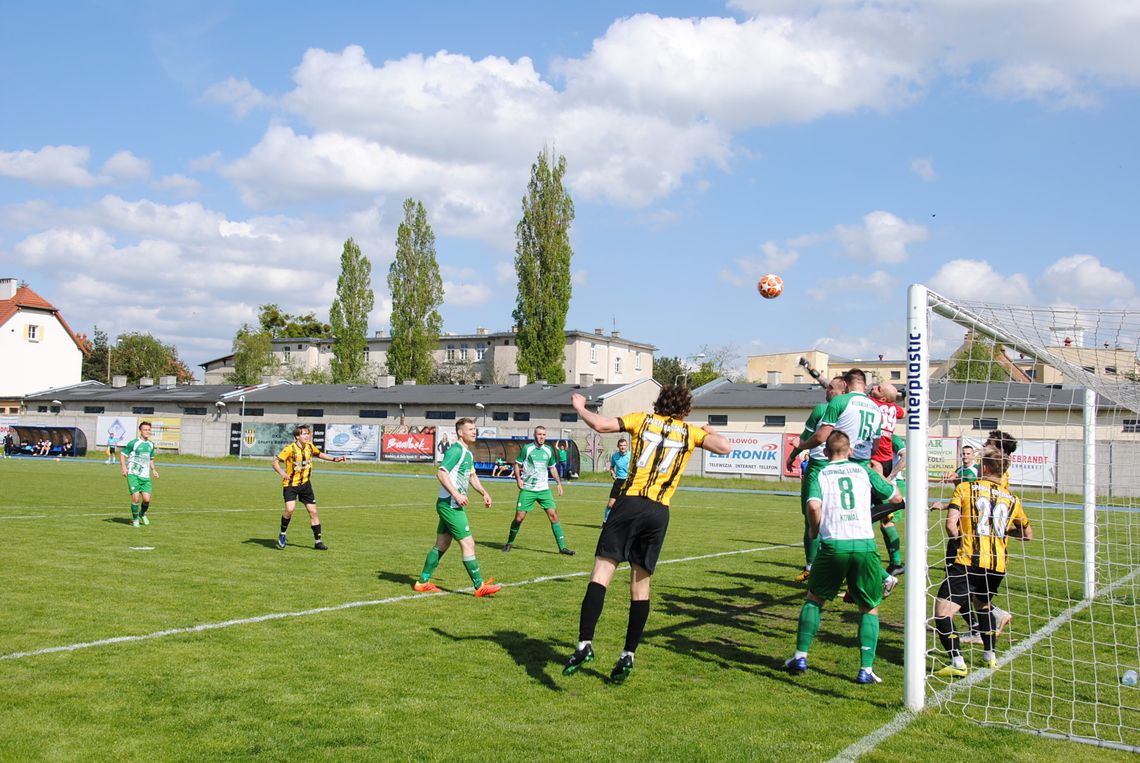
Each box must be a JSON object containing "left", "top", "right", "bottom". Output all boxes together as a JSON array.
[{"left": 1, "top": 543, "right": 792, "bottom": 663}]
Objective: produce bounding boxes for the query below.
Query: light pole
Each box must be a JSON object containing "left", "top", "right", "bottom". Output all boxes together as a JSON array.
[
  {"left": 238, "top": 395, "right": 246, "bottom": 459},
  {"left": 676, "top": 352, "right": 707, "bottom": 386},
  {"left": 475, "top": 402, "right": 486, "bottom": 427}
]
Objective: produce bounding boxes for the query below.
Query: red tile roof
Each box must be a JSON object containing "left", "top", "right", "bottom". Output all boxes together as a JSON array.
[{"left": 0, "top": 285, "right": 88, "bottom": 354}]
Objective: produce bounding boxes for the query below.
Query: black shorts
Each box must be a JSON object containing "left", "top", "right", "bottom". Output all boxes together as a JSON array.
[
  {"left": 608, "top": 479, "right": 625, "bottom": 500},
  {"left": 594, "top": 495, "right": 670, "bottom": 574},
  {"left": 283, "top": 482, "right": 317, "bottom": 506},
  {"left": 938, "top": 563, "right": 1004, "bottom": 609}
]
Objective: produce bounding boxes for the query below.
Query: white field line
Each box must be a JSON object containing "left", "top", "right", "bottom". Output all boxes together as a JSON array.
[
  {"left": 829, "top": 564, "right": 1140, "bottom": 762},
  {"left": 0, "top": 543, "right": 791, "bottom": 662}
]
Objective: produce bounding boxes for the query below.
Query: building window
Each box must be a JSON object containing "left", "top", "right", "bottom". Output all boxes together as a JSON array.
[
  {"left": 972, "top": 418, "right": 999, "bottom": 430},
  {"left": 297, "top": 408, "right": 324, "bottom": 418},
  {"left": 1124, "top": 419, "right": 1140, "bottom": 433},
  {"left": 364, "top": 348, "right": 370, "bottom": 364},
  {"left": 492, "top": 411, "right": 509, "bottom": 421},
  {"left": 84, "top": 406, "right": 106, "bottom": 414},
  {"left": 890, "top": 371, "right": 901, "bottom": 380},
  {"left": 1106, "top": 366, "right": 1118, "bottom": 375},
  {"left": 707, "top": 414, "right": 728, "bottom": 426},
  {"left": 244, "top": 408, "right": 265, "bottom": 417},
  {"left": 183, "top": 407, "right": 207, "bottom": 416},
  {"left": 590, "top": 343, "right": 597, "bottom": 363},
  {"left": 635, "top": 352, "right": 642, "bottom": 371},
  {"left": 426, "top": 410, "right": 456, "bottom": 420},
  {"left": 615, "top": 356, "right": 622, "bottom": 375},
  {"left": 132, "top": 407, "right": 155, "bottom": 415},
  {"left": 475, "top": 344, "right": 486, "bottom": 361},
  {"left": 37, "top": 405, "right": 48, "bottom": 413},
  {"left": 560, "top": 412, "right": 579, "bottom": 422},
  {"left": 26, "top": 324, "right": 41, "bottom": 342},
  {"left": 460, "top": 344, "right": 468, "bottom": 361},
  {"left": 284, "top": 348, "right": 291, "bottom": 363},
  {"left": 764, "top": 415, "right": 786, "bottom": 427},
  {"left": 446, "top": 345, "right": 456, "bottom": 362},
  {"left": 512, "top": 412, "right": 531, "bottom": 422},
  {"left": 359, "top": 409, "right": 388, "bottom": 419}
]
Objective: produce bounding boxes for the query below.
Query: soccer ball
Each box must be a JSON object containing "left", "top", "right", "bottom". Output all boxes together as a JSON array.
[{"left": 757, "top": 273, "right": 783, "bottom": 299}]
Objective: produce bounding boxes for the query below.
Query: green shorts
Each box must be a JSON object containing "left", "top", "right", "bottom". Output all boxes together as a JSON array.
[
  {"left": 807, "top": 540, "right": 883, "bottom": 609},
  {"left": 126, "top": 475, "right": 153, "bottom": 495},
  {"left": 800, "top": 459, "right": 826, "bottom": 514},
  {"left": 516, "top": 489, "right": 556, "bottom": 513},
  {"left": 435, "top": 498, "right": 472, "bottom": 540}
]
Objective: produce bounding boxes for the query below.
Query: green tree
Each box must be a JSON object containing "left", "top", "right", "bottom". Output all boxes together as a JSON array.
[
  {"left": 82, "top": 326, "right": 110, "bottom": 382},
  {"left": 328, "top": 237, "right": 375, "bottom": 384},
  {"left": 387, "top": 198, "right": 444, "bottom": 384},
  {"left": 947, "top": 335, "right": 1012, "bottom": 382},
  {"left": 225, "top": 324, "right": 277, "bottom": 385},
  {"left": 652, "top": 356, "right": 686, "bottom": 385},
  {"left": 111, "top": 332, "right": 194, "bottom": 384},
  {"left": 513, "top": 148, "right": 574, "bottom": 383},
  {"left": 257, "top": 304, "right": 332, "bottom": 338}
]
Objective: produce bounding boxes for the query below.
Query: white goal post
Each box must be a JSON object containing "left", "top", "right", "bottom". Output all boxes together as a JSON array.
[{"left": 903, "top": 284, "right": 1139, "bottom": 752}]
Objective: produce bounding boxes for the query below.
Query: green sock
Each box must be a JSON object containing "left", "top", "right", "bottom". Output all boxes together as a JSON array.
[
  {"left": 880, "top": 566, "right": 889, "bottom": 582},
  {"left": 419, "top": 547, "right": 443, "bottom": 583},
  {"left": 796, "top": 600, "right": 822, "bottom": 653},
  {"left": 803, "top": 516, "right": 820, "bottom": 566},
  {"left": 550, "top": 521, "right": 566, "bottom": 550},
  {"left": 462, "top": 556, "right": 483, "bottom": 588},
  {"left": 858, "top": 612, "right": 880, "bottom": 669},
  {"left": 881, "top": 524, "right": 902, "bottom": 566},
  {"left": 507, "top": 520, "right": 522, "bottom": 545},
  {"left": 130, "top": 503, "right": 140, "bottom": 520}
]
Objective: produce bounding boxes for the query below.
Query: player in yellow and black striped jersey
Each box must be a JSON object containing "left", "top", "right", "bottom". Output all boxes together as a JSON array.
[
  {"left": 932, "top": 446, "right": 1032, "bottom": 678},
  {"left": 273, "top": 425, "right": 345, "bottom": 551},
  {"left": 562, "top": 385, "right": 731, "bottom": 683}
]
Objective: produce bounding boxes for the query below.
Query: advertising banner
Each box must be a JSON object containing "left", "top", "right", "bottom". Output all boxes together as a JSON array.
[
  {"left": 96, "top": 415, "right": 138, "bottom": 448},
  {"left": 1009, "top": 439, "right": 1057, "bottom": 488},
  {"left": 704, "top": 432, "right": 783, "bottom": 476},
  {"left": 324, "top": 424, "right": 380, "bottom": 462},
  {"left": 229, "top": 423, "right": 326, "bottom": 457},
  {"left": 381, "top": 425, "right": 436, "bottom": 462},
  {"left": 782, "top": 433, "right": 803, "bottom": 478},
  {"left": 926, "top": 436, "right": 958, "bottom": 481},
  {"left": 147, "top": 416, "right": 182, "bottom": 450}
]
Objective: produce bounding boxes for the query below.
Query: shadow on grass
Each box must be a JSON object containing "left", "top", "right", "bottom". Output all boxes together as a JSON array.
[
  {"left": 431, "top": 627, "right": 566, "bottom": 692},
  {"left": 475, "top": 539, "right": 563, "bottom": 555},
  {"left": 376, "top": 570, "right": 417, "bottom": 586},
  {"left": 242, "top": 537, "right": 284, "bottom": 550},
  {"left": 104, "top": 517, "right": 135, "bottom": 525}
]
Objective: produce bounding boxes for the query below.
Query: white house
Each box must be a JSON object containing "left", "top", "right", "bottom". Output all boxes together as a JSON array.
[{"left": 0, "top": 278, "right": 85, "bottom": 410}]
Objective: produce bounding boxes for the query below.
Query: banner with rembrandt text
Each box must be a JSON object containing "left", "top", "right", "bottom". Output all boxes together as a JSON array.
[{"left": 704, "top": 432, "right": 783, "bottom": 476}]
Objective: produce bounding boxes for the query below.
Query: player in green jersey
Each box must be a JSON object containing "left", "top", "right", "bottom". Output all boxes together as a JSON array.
[
  {"left": 784, "top": 430, "right": 902, "bottom": 684},
  {"left": 120, "top": 421, "right": 159, "bottom": 527},
  {"left": 413, "top": 418, "right": 501, "bottom": 597},
  {"left": 503, "top": 426, "right": 573, "bottom": 555}
]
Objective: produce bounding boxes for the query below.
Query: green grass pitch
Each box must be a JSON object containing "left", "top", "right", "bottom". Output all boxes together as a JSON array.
[{"left": 1, "top": 456, "right": 1135, "bottom": 762}]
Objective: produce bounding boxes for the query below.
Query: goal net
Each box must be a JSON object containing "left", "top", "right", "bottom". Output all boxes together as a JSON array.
[{"left": 903, "top": 284, "right": 1140, "bottom": 753}]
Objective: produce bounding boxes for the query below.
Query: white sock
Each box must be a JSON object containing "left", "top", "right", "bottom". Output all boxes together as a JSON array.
[
  {"left": 620, "top": 650, "right": 635, "bottom": 661},
  {"left": 951, "top": 655, "right": 967, "bottom": 669},
  {"left": 793, "top": 650, "right": 808, "bottom": 660},
  {"left": 982, "top": 650, "right": 996, "bottom": 663},
  {"left": 577, "top": 640, "right": 591, "bottom": 651}
]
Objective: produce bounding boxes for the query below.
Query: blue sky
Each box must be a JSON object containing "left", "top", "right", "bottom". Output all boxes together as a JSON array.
[{"left": 3, "top": 1, "right": 1138, "bottom": 377}]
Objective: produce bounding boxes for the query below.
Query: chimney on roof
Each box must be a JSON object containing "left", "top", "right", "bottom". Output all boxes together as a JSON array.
[
  {"left": 579, "top": 373, "right": 593, "bottom": 388},
  {"left": 611, "top": 330, "right": 621, "bottom": 339},
  {"left": 0, "top": 278, "right": 17, "bottom": 299},
  {"left": 159, "top": 375, "right": 176, "bottom": 388},
  {"left": 375, "top": 375, "right": 395, "bottom": 388},
  {"left": 139, "top": 377, "right": 154, "bottom": 387},
  {"left": 768, "top": 371, "right": 781, "bottom": 387},
  {"left": 374, "top": 329, "right": 387, "bottom": 338},
  {"left": 112, "top": 375, "right": 127, "bottom": 388},
  {"left": 508, "top": 373, "right": 527, "bottom": 388},
  {"left": 594, "top": 328, "right": 604, "bottom": 335},
  {"left": 476, "top": 327, "right": 489, "bottom": 335}
]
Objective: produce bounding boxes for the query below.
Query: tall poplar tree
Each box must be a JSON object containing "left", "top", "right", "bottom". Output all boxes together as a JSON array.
[
  {"left": 329, "top": 237, "right": 375, "bottom": 384},
  {"left": 387, "top": 198, "right": 444, "bottom": 384},
  {"left": 513, "top": 148, "right": 574, "bottom": 383}
]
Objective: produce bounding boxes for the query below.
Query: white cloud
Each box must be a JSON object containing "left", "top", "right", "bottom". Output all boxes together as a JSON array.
[
  {"left": 202, "top": 76, "right": 274, "bottom": 117},
  {"left": 101, "top": 150, "right": 150, "bottom": 181},
  {"left": 927, "top": 259, "right": 1034, "bottom": 304},
  {"left": 152, "top": 173, "right": 202, "bottom": 197},
  {"left": 443, "top": 280, "right": 493, "bottom": 307},
  {"left": 806, "top": 270, "right": 895, "bottom": 301},
  {"left": 720, "top": 240, "right": 800, "bottom": 287},
  {"left": 1038, "top": 254, "right": 1137, "bottom": 306},
  {"left": 833, "top": 210, "right": 927, "bottom": 263},
  {"left": 910, "top": 156, "right": 936, "bottom": 181},
  {"left": 573, "top": 269, "right": 588, "bottom": 287},
  {"left": 494, "top": 261, "right": 516, "bottom": 285},
  {"left": 0, "top": 145, "right": 99, "bottom": 187}
]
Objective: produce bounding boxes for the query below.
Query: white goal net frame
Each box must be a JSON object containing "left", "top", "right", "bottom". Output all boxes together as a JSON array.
[{"left": 903, "top": 284, "right": 1139, "bottom": 752}]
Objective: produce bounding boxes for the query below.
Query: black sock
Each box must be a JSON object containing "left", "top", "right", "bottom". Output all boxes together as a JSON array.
[
  {"left": 311, "top": 523, "right": 322, "bottom": 541},
  {"left": 578, "top": 582, "right": 607, "bottom": 642},
  {"left": 280, "top": 516, "right": 291, "bottom": 533},
  {"left": 977, "top": 608, "right": 996, "bottom": 651},
  {"left": 624, "top": 599, "right": 651, "bottom": 654},
  {"left": 140, "top": 501, "right": 150, "bottom": 516},
  {"left": 934, "top": 616, "right": 960, "bottom": 659}
]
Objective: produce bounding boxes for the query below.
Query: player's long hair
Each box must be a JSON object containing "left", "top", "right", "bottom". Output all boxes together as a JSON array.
[
  {"left": 653, "top": 384, "right": 692, "bottom": 419},
  {"left": 987, "top": 429, "right": 1018, "bottom": 455}
]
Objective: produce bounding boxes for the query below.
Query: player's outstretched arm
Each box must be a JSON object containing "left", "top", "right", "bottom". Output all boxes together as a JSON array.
[
  {"left": 571, "top": 393, "right": 620, "bottom": 433},
  {"left": 700, "top": 425, "right": 732, "bottom": 455}
]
